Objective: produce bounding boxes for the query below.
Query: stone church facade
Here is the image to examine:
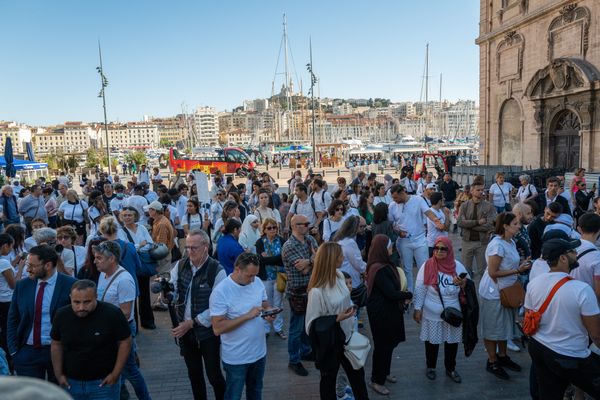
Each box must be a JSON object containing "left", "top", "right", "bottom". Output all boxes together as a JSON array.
[{"left": 477, "top": 0, "right": 600, "bottom": 171}]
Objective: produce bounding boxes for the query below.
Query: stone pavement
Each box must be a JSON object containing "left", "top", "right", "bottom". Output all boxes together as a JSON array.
[{"left": 132, "top": 233, "right": 532, "bottom": 400}]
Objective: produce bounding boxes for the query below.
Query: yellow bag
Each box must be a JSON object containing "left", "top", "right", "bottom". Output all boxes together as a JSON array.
[
  {"left": 276, "top": 272, "right": 287, "bottom": 293},
  {"left": 396, "top": 267, "right": 408, "bottom": 292}
]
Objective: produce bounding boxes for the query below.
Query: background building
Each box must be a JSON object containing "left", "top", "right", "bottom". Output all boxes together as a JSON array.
[{"left": 477, "top": 0, "right": 600, "bottom": 170}]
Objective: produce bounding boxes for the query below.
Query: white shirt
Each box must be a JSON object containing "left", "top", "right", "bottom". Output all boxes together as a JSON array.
[
  {"left": 338, "top": 237, "right": 366, "bottom": 288},
  {"left": 322, "top": 217, "right": 346, "bottom": 242},
  {"left": 175, "top": 195, "right": 188, "bottom": 229},
  {"left": 388, "top": 196, "right": 430, "bottom": 238},
  {"left": 183, "top": 213, "right": 203, "bottom": 231},
  {"left": 373, "top": 196, "right": 389, "bottom": 206},
  {"left": 489, "top": 182, "right": 514, "bottom": 208},
  {"left": 479, "top": 236, "right": 520, "bottom": 300},
  {"left": 124, "top": 195, "right": 149, "bottom": 225},
  {"left": 209, "top": 276, "right": 267, "bottom": 365},
  {"left": 571, "top": 239, "right": 600, "bottom": 289},
  {"left": 138, "top": 170, "right": 150, "bottom": 185},
  {"left": 110, "top": 196, "right": 127, "bottom": 215},
  {"left": 529, "top": 259, "right": 550, "bottom": 282},
  {"left": 401, "top": 177, "right": 417, "bottom": 193},
  {"left": 525, "top": 272, "right": 600, "bottom": 358},
  {"left": 87, "top": 206, "right": 101, "bottom": 236},
  {"left": 97, "top": 266, "right": 137, "bottom": 321},
  {"left": 426, "top": 208, "right": 448, "bottom": 247},
  {"left": 516, "top": 184, "right": 537, "bottom": 202},
  {"left": 169, "top": 260, "right": 227, "bottom": 327},
  {"left": 414, "top": 260, "right": 469, "bottom": 322},
  {"left": 0, "top": 259, "right": 14, "bottom": 302},
  {"left": 289, "top": 197, "right": 317, "bottom": 227},
  {"left": 349, "top": 193, "right": 360, "bottom": 209},
  {"left": 24, "top": 237, "right": 37, "bottom": 251},
  {"left": 118, "top": 224, "right": 153, "bottom": 249},
  {"left": 58, "top": 200, "right": 88, "bottom": 223},
  {"left": 311, "top": 189, "right": 332, "bottom": 213}
]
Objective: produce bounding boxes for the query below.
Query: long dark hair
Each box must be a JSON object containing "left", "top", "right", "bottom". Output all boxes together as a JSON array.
[
  {"left": 5, "top": 224, "right": 25, "bottom": 252},
  {"left": 78, "top": 237, "right": 106, "bottom": 283},
  {"left": 332, "top": 215, "right": 359, "bottom": 242},
  {"left": 373, "top": 202, "right": 389, "bottom": 225}
]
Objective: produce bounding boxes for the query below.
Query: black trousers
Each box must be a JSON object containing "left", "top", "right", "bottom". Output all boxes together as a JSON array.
[
  {"left": 136, "top": 274, "right": 154, "bottom": 327},
  {"left": 0, "top": 302, "right": 10, "bottom": 367},
  {"left": 370, "top": 337, "right": 395, "bottom": 385},
  {"left": 319, "top": 349, "right": 369, "bottom": 400},
  {"left": 179, "top": 333, "right": 226, "bottom": 400},
  {"left": 425, "top": 341, "right": 458, "bottom": 371},
  {"left": 529, "top": 338, "right": 600, "bottom": 400}
]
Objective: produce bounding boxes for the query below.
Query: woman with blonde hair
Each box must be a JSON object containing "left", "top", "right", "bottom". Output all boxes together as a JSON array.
[
  {"left": 58, "top": 189, "right": 88, "bottom": 244},
  {"left": 305, "top": 242, "right": 369, "bottom": 400}
]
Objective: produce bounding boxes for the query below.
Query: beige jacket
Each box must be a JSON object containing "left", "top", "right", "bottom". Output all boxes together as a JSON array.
[{"left": 457, "top": 199, "right": 497, "bottom": 244}]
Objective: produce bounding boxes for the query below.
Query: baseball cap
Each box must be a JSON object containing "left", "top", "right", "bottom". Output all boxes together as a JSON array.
[
  {"left": 541, "top": 238, "right": 581, "bottom": 263},
  {"left": 541, "top": 229, "right": 569, "bottom": 241},
  {"left": 426, "top": 183, "right": 437, "bottom": 190},
  {"left": 143, "top": 201, "right": 164, "bottom": 212}
]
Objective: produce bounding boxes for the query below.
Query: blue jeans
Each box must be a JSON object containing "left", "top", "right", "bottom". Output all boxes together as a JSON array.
[
  {"left": 397, "top": 233, "right": 429, "bottom": 293},
  {"left": 222, "top": 356, "right": 266, "bottom": 400},
  {"left": 288, "top": 309, "right": 312, "bottom": 364},
  {"left": 495, "top": 206, "right": 506, "bottom": 213},
  {"left": 68, "top": 378, "right": 121, "bottom": 400},
  {"left": 121, "top": 320, "right": 151, "bottom": 400}
]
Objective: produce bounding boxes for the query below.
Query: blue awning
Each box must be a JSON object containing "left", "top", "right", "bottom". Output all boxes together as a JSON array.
[{"left": 0, "top": 156, "right": 48, "bottom": 171}]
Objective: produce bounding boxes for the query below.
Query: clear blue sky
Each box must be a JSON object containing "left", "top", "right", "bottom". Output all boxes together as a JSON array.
[{"left": 0, "top": 0, "right": 479, "bottom": 125}]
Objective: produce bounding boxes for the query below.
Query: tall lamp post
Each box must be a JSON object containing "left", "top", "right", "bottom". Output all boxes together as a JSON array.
[
  {"left": 96, "top": 41, "right": 111, "bottom": 175},
  {"left": 306, "top": 37, "right": 318, "bottom": 165}
]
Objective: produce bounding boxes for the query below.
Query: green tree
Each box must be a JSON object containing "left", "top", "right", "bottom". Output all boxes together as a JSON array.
[
  {"left": 159, "top": 139, "right": 172, "bottom": 148},
  {"left": 85, "top": 148, "right": 104, "bottom": 168},
  {"left": 125, "top": 151, "right": 147, "bottom": 167}
]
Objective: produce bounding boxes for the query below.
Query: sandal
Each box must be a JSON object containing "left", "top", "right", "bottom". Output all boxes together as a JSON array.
[
  {"left": 369, "top": 382, "right": 390, "bottom": 396},
  {"left": 276, "top": 331, "right": 287, "bottom": 340},
  {"left": 385, "top": 376, "right": 397, "bottom": 384}
]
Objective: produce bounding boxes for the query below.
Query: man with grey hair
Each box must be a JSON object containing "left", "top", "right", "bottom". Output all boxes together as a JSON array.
[
  {"left": 169, "top": 229, "right": 226, "bottom": 400},
  {"left": 0, "top": 184, "right": 20, "bottom": 228},
  {"left": 56, "top": 184, "right": 68, "bottom": 207},
  {"left": 92, "top": 241, "right": 151, "bottom": 400},
  {"left": 19, "top": 185, "right": 48, "bottom": 237}
]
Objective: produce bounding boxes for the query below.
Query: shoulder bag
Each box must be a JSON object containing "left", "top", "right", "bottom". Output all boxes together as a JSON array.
[
  {"left": 496, "top": 183, "right": 512, "bottom": 212},
  {"left": 344, "top": 329, "right": 371, "bottom": 370},
  {"left": 437, "top": 285, "right": 463, "bottom": 327},
  {"left": 522, "top": 276, "right": 572, "bottom": 336},
  {"left": 100, "top": 269, "right": 126, "bottom": 301},
  {"left": 499, "top": 279, "right": 525, "bottom": 308}
]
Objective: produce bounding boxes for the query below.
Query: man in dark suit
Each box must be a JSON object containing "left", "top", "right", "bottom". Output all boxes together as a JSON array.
[
  {"left": 7, "top": 244, "right": 76, "bottom": 381},
  {"left": 537, "top": 177, "right": 572, "bottom": 216}
]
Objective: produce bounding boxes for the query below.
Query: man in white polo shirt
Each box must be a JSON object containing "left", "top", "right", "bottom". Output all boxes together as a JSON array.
[
  {"left": 388, "top": 184, "right": 446, "bottom": 292},
  {"left": 210, "top": 253, "right": 276, "bottom": 400},
  {"left": 572, "top": 213, "right": 600, "bottom": 302},
  {"left": 526, "top": 238, "right": 600, "bottom": 400}
]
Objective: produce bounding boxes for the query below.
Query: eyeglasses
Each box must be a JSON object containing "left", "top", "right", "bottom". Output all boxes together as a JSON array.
[
  {"left": 336, "top": 207, "right": 344, "bottom": 212},
  {"left": 295, "top": 222, "right": 310, "bottom": 227},
  {"left": 56, "top": 236, "right": 70, "bottom": 240},
  {"left": 265, "top": 226, "right": 277, "bottom": 231},
  {"left": 184, "top": 245, "right": 204, "bottom": 252},
  {"left": 434, "top": 246, "right": 448, "bottom": 252}
]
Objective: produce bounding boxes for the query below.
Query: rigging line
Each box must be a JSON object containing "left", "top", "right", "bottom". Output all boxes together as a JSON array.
[
  {"left": 272, "top": 35, "right": 285, "bottom": 89},
  {"left": 286, "top": 36, "right": 302, "bottom": 95}
]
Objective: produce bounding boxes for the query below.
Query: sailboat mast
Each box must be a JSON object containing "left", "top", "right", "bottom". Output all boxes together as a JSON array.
[{"left": 282, "top": 14, "right": 293, "bottom": 141}]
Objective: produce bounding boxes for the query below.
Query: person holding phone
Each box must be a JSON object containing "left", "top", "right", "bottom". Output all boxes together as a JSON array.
[{"left": 413, "top": 237, "right": 469, "bottom": 383}]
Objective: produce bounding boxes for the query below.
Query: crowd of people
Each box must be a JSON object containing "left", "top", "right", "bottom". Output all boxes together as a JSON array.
[{"left": 0, "top": 164, "right": 599, "bottom": 400}]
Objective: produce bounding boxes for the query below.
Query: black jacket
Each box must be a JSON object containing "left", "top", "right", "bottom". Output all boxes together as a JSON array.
[
  {"left": 460, "top": 279, "right": 479, "bottom": 357},
  {"left": 537, "top": 192, "right": 571, "bottom": 216},
  {"left": 575, "top": 190, "right": 595, "bottom": 219},
  {"left": 527, "top": 216, "right": 551, "bottom": 259},
  {"left": 255, "top": 235, "right": 285, "bottom": 281},
  {"left": 308, "top": 315, "right": 345, "bottom": 372}
]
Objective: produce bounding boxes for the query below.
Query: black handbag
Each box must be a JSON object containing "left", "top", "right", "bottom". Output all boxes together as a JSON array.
[
  {"left": 437, "top": 286, "right": 463, "bottom": 328},
  {"left": 350, "top": 284, "right": 368, "bottom": 308}
]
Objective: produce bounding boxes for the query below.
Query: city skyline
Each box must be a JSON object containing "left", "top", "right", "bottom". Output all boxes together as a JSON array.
[{"left": 0, "top": 1, "right": 479, "bottom": 125}]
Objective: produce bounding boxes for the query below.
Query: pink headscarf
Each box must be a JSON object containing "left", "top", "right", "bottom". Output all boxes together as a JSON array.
[{"left": 423, "top": 236, "right": 457, "bottom": 287}]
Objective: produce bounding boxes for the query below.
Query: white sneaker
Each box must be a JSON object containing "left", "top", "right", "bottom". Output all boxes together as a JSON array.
[{"left": 507, "top": 339, "right": 520, "bottom": 352}]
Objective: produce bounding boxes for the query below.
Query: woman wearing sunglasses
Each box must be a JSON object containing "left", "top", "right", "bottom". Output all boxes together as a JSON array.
[
  {"left": 413, "top": 236, "right": 469, "bottom": 383},
  {"left": 255, "top": 217, "right": 287, "bottom": 339},
  {"left": 322, "top": 200, "right": 347, "bottom": 242}
]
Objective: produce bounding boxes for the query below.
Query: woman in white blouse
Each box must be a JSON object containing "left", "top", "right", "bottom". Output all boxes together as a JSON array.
[
  {"left": 183, "top": 198, "right": 209, "bottom": 236},
  {"left": 334, "top": 216, "right": 367, "bottom": 301},
  {"left": 322, "top": 199, "right": 347, "bottom": 242},
  {"left": 488, "top": 172, "right": 514, "bottom": 213},
  {"left": 515, "top": 174, "right": 538, "bottom": 203},
  {"left": 58, "top": 189, "right": 88, "bottom": 244},
  {"left": 254, "top": 189, "right": 282, "bottom": 233},
  {"left": 56, "top": 225, "right": 86, "bottom": 277},
  {"left": 118, "top": 206, "right": 153, "bottom": 249},
  {"left": 373, "top": 184, "right": 389, "bottom": 206}
]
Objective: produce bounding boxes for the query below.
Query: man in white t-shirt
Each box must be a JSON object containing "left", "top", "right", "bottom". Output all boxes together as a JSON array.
[
  {"left": 138, "top": 165, "right": 150, "bottom": 185},
  {"left": 210, "top": 253, "right": 275, "bottom": 400},
  {"left": 93, "top": 241, "right": 151, "bottom": 399},
  {"left": 526, "top": 238, "right": 600, "bottom": 400},
  {"left": 388, "top": 184, "right": 446, "bottom": 292},
  {"left": 123, "top": 185, "right": 149, "bottom": 226},
  {"left": 572, "top": 213, "right": 600, "bottom": 302},
  {"left": 310, "top": 179, "right": 332, "bottom": 222}
]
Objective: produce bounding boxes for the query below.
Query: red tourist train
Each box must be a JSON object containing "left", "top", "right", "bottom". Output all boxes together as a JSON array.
[{"left": 169, "top": 147, "right": 256, "bottom": 176}]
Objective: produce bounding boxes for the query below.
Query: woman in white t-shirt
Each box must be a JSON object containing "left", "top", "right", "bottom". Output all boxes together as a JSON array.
[
  {"left": 322, "top": 200, "right": 347, "bottom": 242},
  {"left": 254, "top": 189, "right": 282, "bottom": 234},
  {"left": 58, "top": 189, "right": 89, "bottom": 244},
  {"left": 488, "top": 172, "right": 514, "bottom": 213},
  {"left": 373, "top": 184, "right": 389, "bottom": 206},
  {"left": 515, "top": 174, "right": 538, "bottom": 203},
  {"left": 426, "top": 193, "right": 451, "bottom": 257},
  {"left": 479, "top": 212, "right": 531, "bottom": 379},
  {"left": 413, "top": 237, "right": 469, "bottom": 383},
  {"left": 0, "top": 233, "right": 24, "bottom": 360},
  {"left": 183, "top": 198, "right": 208, "bottom": 236}
]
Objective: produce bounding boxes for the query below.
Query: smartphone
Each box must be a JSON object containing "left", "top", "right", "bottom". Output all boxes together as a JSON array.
[
  {"left": 20, "top": 252, "right": 28, "bottom": 260},
  {"left": 458, "top": 272, "right": 468, "bottom": 279},
  {"left": 261, "top": 308, "right": 283, "bottom": 318}
]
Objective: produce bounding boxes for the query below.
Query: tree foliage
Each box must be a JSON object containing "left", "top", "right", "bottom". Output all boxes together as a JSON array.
[{"left": 125, "top": 151, "right": 147, "bottom": 167}]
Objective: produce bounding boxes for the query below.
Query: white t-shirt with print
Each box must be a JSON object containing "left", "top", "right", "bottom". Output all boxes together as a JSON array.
[
  {"left": 97, "top": 266, "right": 137, "bottom": 321},
  {"left": 0, "top": 259, "right": 14, "bottom": 302},
  {"left": 415, "top": 260, "right": 469, "bottom": 321},
  {"left": 426, "top": 208, "right": 448, "bottom": 247},
  {"left": 489, "top": 182, "right": 514, "bottom": 208},
  {"left": 525, "top": 272, "right": 600, "bottom": 358},
  {"left": 479, "top": 236, "right": 520, "bottom": 300},
  {"left": 209, "top": 276, "right": 267, "bottom": 365}
]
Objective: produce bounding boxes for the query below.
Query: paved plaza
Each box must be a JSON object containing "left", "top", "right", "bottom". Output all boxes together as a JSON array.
[{"left": 133, "top": 234, "right": 532, "bottom": 400}]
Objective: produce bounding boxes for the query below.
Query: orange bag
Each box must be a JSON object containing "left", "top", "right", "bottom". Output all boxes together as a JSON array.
[{"left": 522, "top": 276, "right": 572, "bottom": 336}]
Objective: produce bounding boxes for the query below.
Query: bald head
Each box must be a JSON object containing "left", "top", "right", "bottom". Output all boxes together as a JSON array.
[
  {"left": 290, "top": 214, "right": 309, "bottom": 236},
  {"left": 513, "top": 202, "right": 533, "bottom": 225}
]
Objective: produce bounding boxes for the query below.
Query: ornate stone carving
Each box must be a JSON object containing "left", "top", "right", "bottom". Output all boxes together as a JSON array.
[
  {"left": 519, "top": 0, "right": 528, "bottom": 14},
  {"left": 496, "top": 31, "right": 524, "bottom": 83},
  {"left": 547, "top": 5, "right": 590, "bottom": 61},
  {"left": 525, "top": 58, "right": 597, "bottom": 100}
]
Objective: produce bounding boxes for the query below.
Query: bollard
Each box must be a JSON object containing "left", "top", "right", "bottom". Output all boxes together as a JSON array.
[
  {"left": 337, "top": 170, "right": 340, "bottom": 177},
  {"left": 277, "top": 172, "right": 280, "bottom": 179},
  {"left": 323, "top": 170, "right": 326, "bottom": 177}
]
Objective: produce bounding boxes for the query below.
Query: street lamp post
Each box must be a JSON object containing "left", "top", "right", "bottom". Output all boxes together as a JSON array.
[
  {"left": 97, "top": 41, "right": 111, "bottom": 175},
  {"left": 306, "top": 37, "right": 318, "bottom": 166}
]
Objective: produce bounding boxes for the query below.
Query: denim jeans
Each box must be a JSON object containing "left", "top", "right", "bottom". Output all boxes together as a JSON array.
[
  {"left": 121, "top": 320, "right": 151, "bottom": 400},
  {"left": 287, "top": 308, "right": 312, "bottom": 364},
  {"left": 222, "top": 356, "right": 266, "bottom": 400},
  {"left": 262, "top": 280, "right": 283, "bottom": 333},
  {"left": 68, "top": 378, "right": 121, "bottom": 400},
  {"left": 396, "top": 233, "right": 429, "bottom": 292}
]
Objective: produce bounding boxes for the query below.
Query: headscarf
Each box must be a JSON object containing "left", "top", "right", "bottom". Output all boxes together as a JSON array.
[
  {"left": 423, "top": 236, "right": 457, "bottom": 287},
  {"left": 239, "top": 214, "right": 260, "bottom": 253},
  {"left": 366, "top": 234, "right": 399, "bottom": 297}
]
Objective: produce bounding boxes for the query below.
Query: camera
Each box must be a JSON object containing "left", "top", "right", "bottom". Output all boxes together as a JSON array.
[{"left": 150, "top": 277, "right": 174, "bottom": 297}]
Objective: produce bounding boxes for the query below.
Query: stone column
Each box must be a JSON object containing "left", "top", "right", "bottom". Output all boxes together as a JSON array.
[{"left": 579, "top": 129, "right": 591, "bottom": 170}]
